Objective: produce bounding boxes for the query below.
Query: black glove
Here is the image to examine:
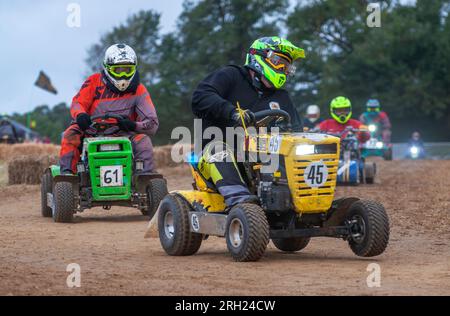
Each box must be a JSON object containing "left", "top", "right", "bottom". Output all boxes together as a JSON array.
[
  {"left": 231, "top": 109, "right": 255, "bottom": 127},
  {"left": 117, "top": 117, "right": 137, "bottom": 132},
  {"left": 76, "top": 113, "right": 92, "bottom": 131}
]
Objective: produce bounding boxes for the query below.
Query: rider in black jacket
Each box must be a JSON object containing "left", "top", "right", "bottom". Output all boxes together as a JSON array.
[{"left": 191, "top": 36, "right": 305, "bottom": 207}]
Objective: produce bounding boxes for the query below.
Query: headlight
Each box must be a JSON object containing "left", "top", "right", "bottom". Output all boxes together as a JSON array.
[
  {"left": 296, "top": 144, "right": 315, "bottom": 156},
  {"left": 376, "top": 142, "right": 384, "bottom": 149},
  {"left": 99, "top": 144, "right": 121, "bottom": 152},
  {"left": 369, "top": 125, "right": 377, "bottom": 133},
  {"left": 410, "top": 146, "right": 419, "bottom": 155}
]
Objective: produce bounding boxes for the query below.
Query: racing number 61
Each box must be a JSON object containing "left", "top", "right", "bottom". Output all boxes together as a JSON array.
[{"left": 104, "top": 169, "right": 119, "bottom": 184}]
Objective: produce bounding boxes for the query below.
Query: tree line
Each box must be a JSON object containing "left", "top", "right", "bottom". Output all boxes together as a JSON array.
[{"left": 14, "top": 0, "right": 450, "bottom": 143}]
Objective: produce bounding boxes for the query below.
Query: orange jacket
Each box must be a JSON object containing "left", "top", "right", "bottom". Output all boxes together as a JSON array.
[{"left": 71, "top": 73, "right": 159, "bottom": 136}]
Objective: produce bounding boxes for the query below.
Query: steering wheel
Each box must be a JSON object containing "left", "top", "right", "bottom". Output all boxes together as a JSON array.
[
  {"left": 253, "top": 109, "right": 291, "bottom": 129},
  {"left": 86, "top": 113, "right": 124, "bottom": 136}
]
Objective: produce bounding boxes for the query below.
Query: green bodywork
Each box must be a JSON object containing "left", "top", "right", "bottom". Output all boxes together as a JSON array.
[
  {"left": 86, "top": 137, "right": 133, "bottom": 201},
  {"left": 51, "top": 137, "right": 133, "bottom": 202}
]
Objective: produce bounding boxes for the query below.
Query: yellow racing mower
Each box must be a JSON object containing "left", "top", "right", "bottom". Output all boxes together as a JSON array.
[{"left": 152, "top": 109, "right": 390, "bottom": 262}]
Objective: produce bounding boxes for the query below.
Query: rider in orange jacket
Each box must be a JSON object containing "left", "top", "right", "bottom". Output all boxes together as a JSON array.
[{"left": 60, "top": 44, "right": 159, "bottom": 174}]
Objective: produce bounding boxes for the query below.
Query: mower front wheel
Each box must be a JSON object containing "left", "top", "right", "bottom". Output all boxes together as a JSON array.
[
  {"left": 225, "top": 203, "right": 269, "bottom": 262},
  {"left": 158, "top": 194, "right": 203, "bottom": 256},
  {"left": 384, "top": 148, "right": 393, "bottom": 161},
  {"left": 346, "top": 200, "right": 390, "bottom": 257},
  {"left": 53, "top": 182, "right": 75, "bottom": 223}
]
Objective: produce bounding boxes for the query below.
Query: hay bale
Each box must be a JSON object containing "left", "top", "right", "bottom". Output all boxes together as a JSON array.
[
  {"left": 8, "top": 155, "right": 58, "bottom": 185},
  {"left": 0, "top": 144, "right": 60, "bottom": 162},
  {"left": 153, "top": 144, "right": 193, "bottom": 169}
]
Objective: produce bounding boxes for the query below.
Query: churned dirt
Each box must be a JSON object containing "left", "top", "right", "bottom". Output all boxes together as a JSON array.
[{"left": 0, "top": 161, "right": 449, "bottom": 296}]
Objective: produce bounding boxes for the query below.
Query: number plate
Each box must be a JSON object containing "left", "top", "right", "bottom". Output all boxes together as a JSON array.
[
  {"left": 100, "top": 166, "right": 123, "bottom": 187},
  {"left": 304, "top": 162, "right": 329, "bottom": 188}
]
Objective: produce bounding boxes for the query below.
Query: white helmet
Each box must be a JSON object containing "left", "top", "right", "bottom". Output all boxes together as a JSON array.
[
  {"left": 306, "top": 105, "right": 321, "bottom": 123},
  {"left": 103, "top": 43, "right": 138, "bottom": 92}
]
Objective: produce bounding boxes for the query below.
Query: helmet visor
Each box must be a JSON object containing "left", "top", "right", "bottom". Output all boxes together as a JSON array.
[
  {"left": 333, "top": 107, "right": 351, "bottom": 118},
  {"left": 265, "top": 51, "right": 296, "bottom": 76},
  {"left": 107, "top": 64, "right": 136, "bottom": 79}
]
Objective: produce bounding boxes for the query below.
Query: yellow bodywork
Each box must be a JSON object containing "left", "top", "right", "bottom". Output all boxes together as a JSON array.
[
  {"left": 180, "top": 132, "right": 340, "bottom": 215},
  {"left": 174, "top": 190, "right": 227, "bottom": 213}
]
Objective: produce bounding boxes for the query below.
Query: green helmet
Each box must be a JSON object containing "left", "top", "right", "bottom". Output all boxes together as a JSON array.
[
  {"left": 245, "top": 36, "right": 305, "bottom": 89},
  {"left": 330, "top": 96, "right": 352, "bottom": 124}
]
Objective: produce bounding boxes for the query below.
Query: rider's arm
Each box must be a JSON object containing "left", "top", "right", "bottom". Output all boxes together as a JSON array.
[
  {"left": 355, "top": 120, "right": 370, "bottom": 142},
  {"left": 380, "top": 112, "right": 392, "bottom": 130},
  {"left": 191, "top": 67, "right": 237, "bottom": 123},
  {"left": 134, "top": 85, "right": 159, "bottom": 136},
  {"left": 318, "top": 120, "right": 329, "bottom": 132},
  {"left": 70, "top": 74, "right": 97, "bottom": 119}
]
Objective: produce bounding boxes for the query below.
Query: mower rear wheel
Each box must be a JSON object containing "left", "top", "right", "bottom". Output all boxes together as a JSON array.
[
  {"left": 142, "top": 178, "right": 168, "bottom": 219},
  {"left": 364, "top": 162, "right": 376, "bottom": 184},
  {"left": 53, "top": 182, "right": 75, "bottom": 223},
  {"left": 158, "top": 194, "right": 203, "bottom": 256},
  {"left": 40, "top": 170, "right": 53, "bottom": 218},
  {"left": 272, "top": 237, "right": 310, "bottom": 252},
  {"left": 225, "top": 203, "right": 269, "bottom": 262},
  {"left": 347, "top": 200, "right": 390, "bottom": 257}
]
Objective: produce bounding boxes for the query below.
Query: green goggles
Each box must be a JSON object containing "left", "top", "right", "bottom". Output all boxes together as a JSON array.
[{"left": 105, "top": 64, "right": 136, "bottom": 78}]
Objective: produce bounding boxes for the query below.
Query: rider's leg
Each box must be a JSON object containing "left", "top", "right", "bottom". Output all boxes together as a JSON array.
[
  {"left": 130, "top": 133, "right": 154, "bottom": 173},
  {"left": 60, "top": 124, "right": 84, "bottom": 174},
  {"left": 198, "top": 141, "right": 257, "bottom": 207}
]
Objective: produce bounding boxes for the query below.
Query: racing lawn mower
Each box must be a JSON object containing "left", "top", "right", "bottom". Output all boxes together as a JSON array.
[
  {"left": 151, "top": 109, "right": 389, "bottom": 262},
  {"left": 361, "top": 123, "right": 393, "bottom": 161},
  {"left": 41, "top": 114, "right": 168, "bottom": 223},
  {"left": 336, "top": 127, "right": 377, "bottom": 185}
]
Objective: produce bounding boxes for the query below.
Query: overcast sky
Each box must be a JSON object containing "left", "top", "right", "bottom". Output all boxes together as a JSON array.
[
  {"left": 0, "top": 0, "right": 184, "bottom": 114},
  {"left": 0, "top": 0, "right": 417, "bottom": 115}
]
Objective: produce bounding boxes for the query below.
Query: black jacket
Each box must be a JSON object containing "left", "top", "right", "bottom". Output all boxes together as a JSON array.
[{"left": 192, "top": 65, "right": 302, "bottom": 148}]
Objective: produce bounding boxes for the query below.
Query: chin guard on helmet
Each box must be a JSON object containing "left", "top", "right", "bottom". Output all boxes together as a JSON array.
[
  {"left": 330, "top": 96, "right": 353, "bottom": 124},
  {"left": 103, "top": 43, "right": 137, "bottom": 92}
]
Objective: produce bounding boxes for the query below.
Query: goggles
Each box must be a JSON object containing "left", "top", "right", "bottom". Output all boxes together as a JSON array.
[
  {"left": 265, "top": 51, "right": 296, "bottom": 76},
  {"left": 333, "top": 107, "right": 351, "bottom": 116},
  {"left": 106, "top": 64, "right": 136, "bottom": 78}
]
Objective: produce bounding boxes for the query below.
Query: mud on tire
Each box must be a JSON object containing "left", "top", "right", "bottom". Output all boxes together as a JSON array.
[
  {"left": 143, "top": 178, "right": 168, "bottom": 219},
  {"left": 272, "top": 237, "right": 310, "bottom": 252},
  {"left": 225, "top": 203, "right": 269, "bottom": 262},
  {"left": 158, "top": 194, "right": 203, "bottom": 256},
  {"left": 347, "top": 200, "right": 390, "bottom": 257},
  {"left": 40, "top": 170, "right": 53, "bottom": 218},
  {"left": 53, "top": 182, "right": 75, "bottom": 223}
]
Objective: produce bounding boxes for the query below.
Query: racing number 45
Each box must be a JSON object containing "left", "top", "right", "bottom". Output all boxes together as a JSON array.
[
  {"left": 304, "top": 162, "right": 328, "bottom": 188},
  {"left": 307, "top": 164, "right": 324, "bottom": 185}
]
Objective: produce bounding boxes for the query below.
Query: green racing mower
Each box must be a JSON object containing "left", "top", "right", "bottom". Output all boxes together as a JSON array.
[{"left": 40, "top": 113, "right": 168, "bottom": 223}]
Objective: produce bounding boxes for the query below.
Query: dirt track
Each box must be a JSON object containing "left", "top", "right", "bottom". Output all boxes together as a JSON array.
[{"left": 1, "top": 160, "right": 450, "bottom": 296}]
